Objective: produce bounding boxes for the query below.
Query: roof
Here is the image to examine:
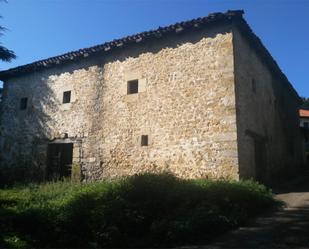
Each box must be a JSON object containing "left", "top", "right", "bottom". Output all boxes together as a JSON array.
[
  {"left": 0, "top": 10, "right": 243, "bottom": 80},
  {"left": 0, "top": 10, "right": 300, "bottom": 101},
  {"left": 300, "top": 109, "right": 309, "bottom": 118}
]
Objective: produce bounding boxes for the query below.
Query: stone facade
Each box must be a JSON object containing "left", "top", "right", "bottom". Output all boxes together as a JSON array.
[
  {"left": 233, "top": 27, "right": 303, "bottom": 182},
  {"left": 0, "top": 11, "right": 304, "bottom": 183}
]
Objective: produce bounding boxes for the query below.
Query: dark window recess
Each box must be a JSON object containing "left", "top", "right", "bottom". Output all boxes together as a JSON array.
[
  {"left": 141, "top": 135, "right": 148, "bottom": 146},
  {"left": 127, "top": 80, "right": 138, "bottom": 94},
  {"left": 252, "top": 79, "right": 256, "bottom": 93},
  {"left": 20, "top": 98, "right": 28, "bottom": 110},
  {"left": 304, "top": 122, "right": 309, "bottom": 128},
  {"left": 63, "top": 91, "right": 71, "bottom": 103}
]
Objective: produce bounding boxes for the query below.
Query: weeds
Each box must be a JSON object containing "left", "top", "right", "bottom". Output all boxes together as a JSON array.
[{"left": 0, "top": 173, "right": 277, "bottom": 248}]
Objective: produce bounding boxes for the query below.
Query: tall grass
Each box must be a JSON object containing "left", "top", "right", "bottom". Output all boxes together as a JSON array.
[{"left": 0, "top": 173, "right": 277, "bottom": 248}]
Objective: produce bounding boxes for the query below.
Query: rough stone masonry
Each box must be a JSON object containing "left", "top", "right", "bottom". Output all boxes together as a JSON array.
[{"left": 0, "top": 10, "right": 304, "bottom": 184}]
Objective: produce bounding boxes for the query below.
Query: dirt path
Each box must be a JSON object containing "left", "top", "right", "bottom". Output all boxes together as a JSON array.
[{"left": 180, "top": 174, "right": 309, "bottom": 249}]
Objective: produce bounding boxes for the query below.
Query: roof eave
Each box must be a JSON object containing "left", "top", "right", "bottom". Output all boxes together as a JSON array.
[{"left": 0, "top": 10, "right": 244, "bottom": 80}]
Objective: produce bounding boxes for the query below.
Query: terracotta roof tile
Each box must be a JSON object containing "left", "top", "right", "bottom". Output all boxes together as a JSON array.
[{"left": 300, "top": 109, "right": 309, "bottom": 118}]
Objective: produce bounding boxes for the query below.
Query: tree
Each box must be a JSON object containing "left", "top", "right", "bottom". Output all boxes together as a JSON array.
[
  {"left": 0, "top": 22, "right": 15, "bottom": 62},
  {"left": 0, "top": 1, "right": 16, "bottom": 62},
  {"left": 301, "top": 97, "right": 309, "bottom": 109}
]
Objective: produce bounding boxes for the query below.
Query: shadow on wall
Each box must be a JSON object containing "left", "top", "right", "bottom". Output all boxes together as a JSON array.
[
  {"left": 0, "top": 73, "right": 58, "bottom": 186},
  {"left": 0, "top": 24, "right": 233, "bottom": 185},
  {"left": 102, "top": 24, "right": 231, "bottom": 65},
  {"left": 43, "top": 24, "right": 232, "bottom": 78}
]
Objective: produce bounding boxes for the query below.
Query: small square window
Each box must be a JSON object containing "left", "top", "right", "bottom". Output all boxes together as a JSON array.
[
  {"left": 141, "top": 135, "right": 148, "bottom": 146},
  {"left": 252, "top": 79, "right": 256, "bottom": 93},
  {"left": 127, "top": 80, "right": 138, "bottom": 94},
  {"left": 63, "top": 91, "right": 71, "bottom": 104},
  {"left": 20, "top": 97, "right": 28, "bottom": 110}
]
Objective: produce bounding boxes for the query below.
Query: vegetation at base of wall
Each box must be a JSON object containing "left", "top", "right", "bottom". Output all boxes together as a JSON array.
[
  {"left": 70, "top": 163, "right": 81, "bottom": 183},
  {"left": 0, "top": 173, "right": 278, "bottom": 248},
  {"left": 0, "top": 164, "right": 44, "bottom": 187}
]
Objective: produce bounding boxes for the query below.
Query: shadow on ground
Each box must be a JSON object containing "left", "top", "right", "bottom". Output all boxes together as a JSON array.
[{"left": 180, "top": 171, "right": 309, "bottom": 249}]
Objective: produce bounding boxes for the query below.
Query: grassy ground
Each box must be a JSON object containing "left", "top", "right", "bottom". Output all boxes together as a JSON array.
[{"left": 0, "top": 173, "right": 277, "bottom": 248}]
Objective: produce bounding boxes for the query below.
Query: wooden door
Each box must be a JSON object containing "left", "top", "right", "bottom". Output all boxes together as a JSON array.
[{"left": 47, "top": 143, "right": 73, "bottom": 180}]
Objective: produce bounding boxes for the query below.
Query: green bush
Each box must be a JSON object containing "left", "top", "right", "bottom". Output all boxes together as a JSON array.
[{"left": 0, "top": 173, "right": 277, "bottom": 248}]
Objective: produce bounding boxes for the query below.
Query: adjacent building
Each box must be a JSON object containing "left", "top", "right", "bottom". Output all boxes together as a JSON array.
[
  {"left": 300, "top": 109, "right": 309, "bottom": 128},
  {"left": 300, "top": 109, "right": 309, "bottom": 163},
  {"left": 0, "top": 10, "right": 304, "bottom": 184}
]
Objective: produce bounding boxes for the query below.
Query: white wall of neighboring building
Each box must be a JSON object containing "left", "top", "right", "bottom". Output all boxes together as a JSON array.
[{"left": 300, "top": 117, "right": 309, "bottom": 128}]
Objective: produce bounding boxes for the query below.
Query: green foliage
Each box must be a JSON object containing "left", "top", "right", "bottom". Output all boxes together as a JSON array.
[
  {"left": 0, "top": 173, "right": 277, "bottom": 248},
  {"left": 70, "top": 163, "right": 81, "bottom": 183},
  {"left": 0, "top": 1, "right": 16, "bottom": 62},
  {"left": 2, "top": 235, "right": 28, "bottom": 249}
]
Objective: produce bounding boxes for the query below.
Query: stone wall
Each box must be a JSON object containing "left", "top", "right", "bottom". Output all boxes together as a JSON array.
[
  {"left": 0, "top": 24, "right": 239, "bottom": 181},
  {"left": 233, "top": 27, "right": 304, "bottom": 183},
  {"left": 0, "top": 60, "right": 103, "bottom": 180}
]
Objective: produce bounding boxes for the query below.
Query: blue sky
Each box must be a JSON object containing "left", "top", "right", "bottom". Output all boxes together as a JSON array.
[{"left": 0, "top": 0, "right": 308, "bottom": 97}]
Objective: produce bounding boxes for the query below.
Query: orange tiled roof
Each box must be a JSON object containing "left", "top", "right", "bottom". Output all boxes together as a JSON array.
[{"left": 300, "top": 109, "right": 309, "bottom": 118}]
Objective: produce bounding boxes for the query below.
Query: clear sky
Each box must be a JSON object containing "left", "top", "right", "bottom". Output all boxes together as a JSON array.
[{"left": 0, "top": 0, "right": 308, "bottom": 97}]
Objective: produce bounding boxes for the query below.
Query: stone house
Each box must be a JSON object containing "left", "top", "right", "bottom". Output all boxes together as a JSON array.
[{"left": 0, "top": 10, "right": 303, "bottom": 183}]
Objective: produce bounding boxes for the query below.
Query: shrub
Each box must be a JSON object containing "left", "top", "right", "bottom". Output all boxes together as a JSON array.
[{"left": 0, "top": 173, "right": 277, "bottom": 248}]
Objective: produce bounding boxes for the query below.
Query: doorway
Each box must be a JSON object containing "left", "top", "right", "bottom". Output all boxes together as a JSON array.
[{"left": 47, "top": 143, "right": 73, "bottom": 180}]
